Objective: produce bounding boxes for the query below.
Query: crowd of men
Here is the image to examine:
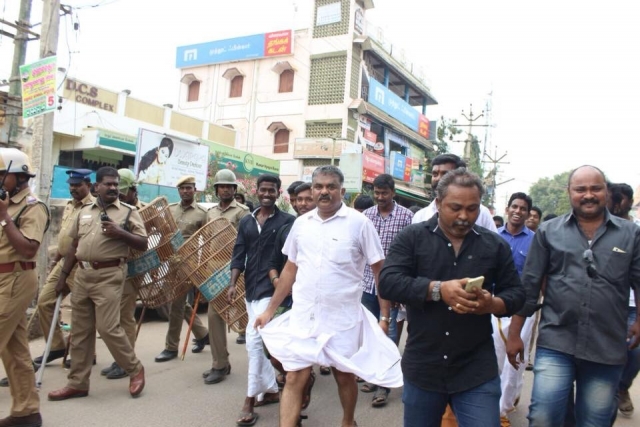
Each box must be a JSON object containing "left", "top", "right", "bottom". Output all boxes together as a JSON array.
[{"left": 0, "top": 146, "right": 639, "bottom": 427}]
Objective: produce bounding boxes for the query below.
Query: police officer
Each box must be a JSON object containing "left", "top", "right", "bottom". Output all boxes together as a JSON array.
[
  {"left": 33, "top": 169, "right": 93, "bottom": 367},
  {"left": 202, "top": 169, "right": 249, "bottom": 384},
  {"left": 48, "top": 166, "right": 147, "bottom": 401},
  {"left": 100, "top": 169, "right": 145, "bottom": 379},
  {"left": 154, "top": 175, "right": 210, "bottom": 362},
  {"left": 0, "top": 148, "right": 49, "bottom": 427}
]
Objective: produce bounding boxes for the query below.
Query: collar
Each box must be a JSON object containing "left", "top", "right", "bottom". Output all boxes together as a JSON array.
[
  {"left": 252, "top": 205, "right": 279, "bottom": 219},
  {"left": 70, "top": 193, "right": 94, "bottom": 208},
  {"left": 376, "top": 201, "right": 398, "bottom": 218},
  {"left": 565, "top": 209, "right": 619, "bottom": 228},
  {"left": 310, "top": 203, "right": 348, "bottom": 222},
  {"left": 428, "top": 214, "right": 481, "bottom": 237},
  {"left": 9, "top": 187, "right": 32, "bottom": 204},
  {"left": 92, "top": 198, "right": 123, "bottom": 210},
  {"left": 179, "top": 199, "right": 198, "bottom": 210},
  {"left": 215, "top": 199, "right": 239, "bottom": 212},
  {"left": 498, "top": 224, "right": 533, "bottom": 237}
]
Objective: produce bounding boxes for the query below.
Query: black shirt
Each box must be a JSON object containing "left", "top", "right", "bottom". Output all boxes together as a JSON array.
[
  {"left": 231, "top": 207, "right": 295, "bottom": 302},
  {"left": 379, "top": 215, "right": 525, "bottom": 393}
]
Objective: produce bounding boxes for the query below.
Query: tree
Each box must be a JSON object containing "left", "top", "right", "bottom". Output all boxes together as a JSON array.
[{"left": 528, "top": 171, "right": 572, "bottom": 216}]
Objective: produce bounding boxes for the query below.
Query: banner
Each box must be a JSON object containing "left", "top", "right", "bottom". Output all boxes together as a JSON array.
[
  {"left": 362, "top": 151, "right": 385, "bottom": 183},
  {"left": 135, "top": 129, "right": 209, "bottom": 189},
  {"left": 20, "top": 56, "right": 57, "bottom": 119}
]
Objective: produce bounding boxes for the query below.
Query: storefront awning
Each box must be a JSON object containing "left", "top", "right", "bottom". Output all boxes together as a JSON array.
[{"left": 394, "top": 180, "right": 430, "bottom": 205}]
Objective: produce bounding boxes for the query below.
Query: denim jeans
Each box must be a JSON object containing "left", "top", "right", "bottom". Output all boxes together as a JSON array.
[
  {"left": 528, "top": 347, "right": 624, "bottom": 427},
  {"left": 361, "top": 291, "right": 399, "bottom": 342},
  {"left": 619, "top": 307, "right": 640, "bottom": 391},
  {"left": 403, "top": 376, "right": 501, "bottom": 427}
]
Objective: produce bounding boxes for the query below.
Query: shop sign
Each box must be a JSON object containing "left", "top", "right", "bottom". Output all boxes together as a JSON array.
[
  {"left": 340, "top": 153, "right": 363, "bottom": 193},
  {"left": 404, "top": 157, "right": 413, "bottom": 182},
  {"left": 362, "top": 150, "right": 384, "bottom": 183},
  {"left": 368, "top": 78, "right": 419, "bottom": 131},
  {"left": 390, "top": 151, "right": 406, "bottom": 180}
]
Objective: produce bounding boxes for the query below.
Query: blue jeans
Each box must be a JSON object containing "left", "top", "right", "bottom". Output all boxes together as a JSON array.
[
  {"left": 528, "top": 347, "right": 624, "bottom": 427},
  {"left": 403, "top": 376, "right": 501, "bottom": 427},
  {"left": 619, "top": 307, "right": 640, "bottom": 391},
  {"left": 361, "top": 291, "right": 399, "bottom": 342}
]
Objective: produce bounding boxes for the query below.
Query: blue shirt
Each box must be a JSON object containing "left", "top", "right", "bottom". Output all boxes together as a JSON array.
[{"left": 497, "top": 225, "right": 535, "bottom": 276}]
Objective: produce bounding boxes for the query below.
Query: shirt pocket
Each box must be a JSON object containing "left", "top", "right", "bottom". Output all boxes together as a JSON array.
[
  {"left": 327, "top": 237, "right": 355, "bottom": 265},
  {"left": 602, "top": 250, "right": 631, "bottom": 283},
  {"left": 78, "top": 218, "right": 93, "bottom": 237}
]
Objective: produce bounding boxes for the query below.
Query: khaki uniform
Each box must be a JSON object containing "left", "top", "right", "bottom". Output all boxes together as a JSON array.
[
  {"left": 66, "top": 199, "right": 146, "bottom": 390},
  {"left": 37, "top": 193, "right": 94, "bottom": 352},
  {"left": 120, "top": 199, "right": 146, "bottom": 348},
  {"left": 206, "top": 200, "right": 250, "bottom": 369},
  {"left": 0, "top": 188, "right": 48, "bottom": 417},
  {"left": 164, "top": 200, "right": 209, "bottom": 351}
]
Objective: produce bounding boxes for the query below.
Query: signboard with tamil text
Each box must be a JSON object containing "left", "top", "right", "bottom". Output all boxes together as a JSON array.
[
  {"left": 362, "top": 150, "right": 385, "bottom": 184},
  {"left": 390, "top": 151, "right": 406, "bottom": 180},
  {"left": 176, "top": 30, "right": 293, "bottom": 68},
  {"left": 20, "top": 56, "right": 57, "bottom": 119},
  {"left": 340, "top": 153, "right": 363, "bottom": 193}
]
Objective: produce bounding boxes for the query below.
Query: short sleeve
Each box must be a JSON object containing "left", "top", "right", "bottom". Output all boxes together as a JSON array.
[
  {"left": 282, "top": 219, "right": 300, "bottom": 264},
  {"left": 360, "top": 218, "right": 384, "bottom": 265},
  {"left": 127, "top": 209, "right": 147, "bottom": 237},
  {"left": 18, "top": 203, "right": 49, "bottom": 243}
]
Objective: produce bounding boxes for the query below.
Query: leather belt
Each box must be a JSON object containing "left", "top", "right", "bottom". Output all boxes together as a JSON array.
[
  {"left": 78, "top": 259, "right": 123, "bottom": 270},
  {"left": 0, "top": 261, "right": 36, "bottom": 273}
]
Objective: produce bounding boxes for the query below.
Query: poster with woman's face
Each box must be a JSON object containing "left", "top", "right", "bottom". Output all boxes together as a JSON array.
[{"left": 135, "top": 129, "right": 209, "bottom": 188}]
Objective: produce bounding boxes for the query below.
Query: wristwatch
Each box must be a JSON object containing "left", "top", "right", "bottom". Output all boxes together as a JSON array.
[
  {"left": 0, "top": 219, "right": 8, "bottom": 228},
  {"left": 380, "top": 316, "right": 391, "bottom": 323},
  {"left": 431, "top": 281, "right": 442, "bottom": 301}
]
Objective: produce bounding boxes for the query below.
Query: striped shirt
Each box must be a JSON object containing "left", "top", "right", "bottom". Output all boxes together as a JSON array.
[{"left": 361, "top": 202, "right": 414, "bottom": 295}]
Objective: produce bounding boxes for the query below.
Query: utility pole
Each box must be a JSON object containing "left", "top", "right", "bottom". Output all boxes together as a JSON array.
[
  {"left": 482, "top": 146, "right": 511, "bottom": 207},
  {"left": 460, "top": 104, "right": 485, "bottom": 164},
  {"left": 31, "top": 0, "right": 61, "bottom": 288},
  {"left": 1, "top": 0, "right": 38, "bottom": 147}
]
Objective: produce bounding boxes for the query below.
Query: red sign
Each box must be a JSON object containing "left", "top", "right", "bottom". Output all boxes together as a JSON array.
[
  {"left": 364, "top": 130, "right": 377, "bottom": 143},
  {"left": 418, "top": 114, "right": 430, "bottom": 138},
  {"left": 362, "top": 151, "right": 385, "bottom": 183},
  {"left": 404, "top": 158, "right": 412, "bottom": 182},
  {"left": 265, "top": 30, "right": 292, "bottom": 57}
]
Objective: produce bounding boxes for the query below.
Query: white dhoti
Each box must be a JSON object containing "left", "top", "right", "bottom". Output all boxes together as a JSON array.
[
  {"left": 492, "top": 315, "right": 535, "bottom": 417},
  {"left": 246, "top": 298, "right": 278, "bottom": 398},
  {"left": 260, "top": 304, "right": 402, "bottom": 389}
]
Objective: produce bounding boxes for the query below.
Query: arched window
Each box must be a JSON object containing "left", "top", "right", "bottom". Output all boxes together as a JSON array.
[
  {"left": 187, "top": 80, "right": 200, "bottom": 102},
  {"left": 230, "top": 75, "right": 244, "bottom": 98},
  {"left": 279, "top": 69, "right": 294, "bottom": 93},
  {"left": 274, "top": 129, "right": 290, "bottom": 154}
]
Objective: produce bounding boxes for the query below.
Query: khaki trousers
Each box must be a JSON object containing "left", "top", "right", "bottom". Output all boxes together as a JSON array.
[
  {"left": 207, "top": 302, "right": 229, "bottom": 369},
  {"left": 36, "top": 259, "right": 76, "bottom": 352},
  {"left": 120, "top": 280, "right": 138, "bottom": 348},
  {"left": 0, "top": 268, "right": 40, "bottom": 417},
  {"left": 67, "top": 265, "right": 142, "bottom": 390},
  {"left": 165, "top": 291, "right": 208, "bottom": 351}
]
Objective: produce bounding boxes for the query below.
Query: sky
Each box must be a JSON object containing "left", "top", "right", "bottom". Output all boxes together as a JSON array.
[{"left": 1, "top": 0, "right": 639, "bottom": 211}]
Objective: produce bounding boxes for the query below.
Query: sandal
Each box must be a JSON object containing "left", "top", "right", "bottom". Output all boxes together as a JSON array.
[
  {"left": 301, "top": 371, "right": 316, "bottom": 410},
  {"left": 371, "top": 387, "right": 390, "bottom": 407},
  {"left": 236, "top": 411, "right": 259, "bottom": 426},
  {"left": 254, "top": 392, "right": 280, "bottom": 407},
  {"left": 355, "top": 376, "right": 365, "bottom": 383},
  {"left": 319, "top": 366, "right": 331, "bottom": 375},
  {"left": 360, "top": 382, "right": 377, "bottom": 393}
]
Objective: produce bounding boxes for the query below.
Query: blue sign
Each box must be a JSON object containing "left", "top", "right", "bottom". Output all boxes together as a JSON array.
[
  {"left": 390, "top": 152, "right": 406, "bottom": 180},
  {"left": 51, "top": 166, "right": 96, "bottom": 199},
  {"left": 176, "top": 30, "right": 293, "bottom": 68},
  {"left": 368, "top": 78, "right": 420, "bottom": 131}
]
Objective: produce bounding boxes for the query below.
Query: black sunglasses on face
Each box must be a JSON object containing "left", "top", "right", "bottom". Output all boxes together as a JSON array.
[{"left": 583, "top": 249, "right": 598, "bottom": 278}]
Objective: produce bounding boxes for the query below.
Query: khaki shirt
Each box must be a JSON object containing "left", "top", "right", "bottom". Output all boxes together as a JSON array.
[
  {"left": 70, "top": 199, "right": 147, "bottom": 262},
  {"left": 206, "top": 199, "right": 250, "bottom": 230},
  {"left": 0, "top": 188, "right": 49, "bottom": 262},
  {"left": 168, "top": 200, "right": 207, "bottom": 239},
  {"left": 58, "top": 193, "right": 94, "bottom": 257}
]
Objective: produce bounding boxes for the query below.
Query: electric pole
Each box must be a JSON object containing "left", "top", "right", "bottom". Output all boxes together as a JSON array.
[
  {"left": 482, "top": 146, "right": 511, "bottom": 207},
  {"left": 460, "top": 104, "right": 484, "bottom": 164},
  {"left": 31, "top": 0, "right": 61, "bottom": 288}
]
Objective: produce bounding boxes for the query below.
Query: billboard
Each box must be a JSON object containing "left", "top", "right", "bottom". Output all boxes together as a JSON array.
[
  {"left": 20, "top": 56, "right": 57, "bottom": 119},
  {"left": 390, "top": 151, "right": 406, "bottom": 180},
  {"left": 362, "top": 150, "right": 385, "bottom": 184},
  {"left": 135, "top": 129, "right": 209, "bottom": 189},
  {"left": 176, "top": 30, "right": 293, "bottom": 68},
  {"left": 368, "top": 78, "right": 419, "bottom": 131}
]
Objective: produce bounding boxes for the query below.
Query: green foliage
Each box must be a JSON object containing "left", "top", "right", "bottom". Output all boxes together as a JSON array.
[{"left": 528, "top": 170, "right": 572, "bottom": 216}]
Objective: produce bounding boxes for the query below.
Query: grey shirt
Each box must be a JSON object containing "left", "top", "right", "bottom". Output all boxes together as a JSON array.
[{"left": 518, "top": 210, "right": 640, "bottom": 365}]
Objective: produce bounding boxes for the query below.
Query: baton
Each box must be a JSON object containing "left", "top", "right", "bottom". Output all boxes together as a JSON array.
[{"left": 36, "top": 293, "right": 63, "bottom": 388}]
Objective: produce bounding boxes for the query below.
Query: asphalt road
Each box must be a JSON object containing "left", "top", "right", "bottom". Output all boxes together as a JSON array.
[{"left": 1, "top": 307, "right": 638, "bottom": 426}]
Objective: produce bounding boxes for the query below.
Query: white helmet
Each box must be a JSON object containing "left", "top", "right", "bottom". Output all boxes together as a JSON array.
[{"left": 0, "top": 148, "right": 36, "bottom": 177}]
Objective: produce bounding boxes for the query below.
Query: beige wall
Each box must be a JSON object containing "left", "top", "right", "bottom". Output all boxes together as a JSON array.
[{"left": 125, "top": 98, "right": 164, "bottom": 126}]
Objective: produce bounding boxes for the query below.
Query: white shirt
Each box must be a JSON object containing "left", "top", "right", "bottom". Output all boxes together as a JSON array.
[
  {"left": 283, "top": 203, "right": 385, "bottom": 331},
  {"left": 411, "top": 200, "right": 498, "bottom": 233}
]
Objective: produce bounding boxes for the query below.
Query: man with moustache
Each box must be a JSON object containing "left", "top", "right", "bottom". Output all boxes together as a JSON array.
[
  {"left": 48, "top": 166, "right": 148, "bottom": 401},
  {"left": 33, "top": 169, "right": 93, "bottom": 367},
  {"left": 0, "top": 148, "right": 49, "bottom": 427},
  {"left": 155, "top": 175, "right": 210, "bottom": 363},
  {"left": 203, "top": 169, "right": 250, "bottom": 385},
  {"left": 379, "top": 168, "right": 525, "bottom": 426},
  {"left": 227, "top": 174, "right": 294, "bottom": 426},
  {"left": 256, "top": 166, "right": 401, "bottom": 427},
  {"left": 507, "top": 166, "right": 640, "bottom": 426},
  {"left": 412, "top": 153, "right": 497, "bottom": 232},
  {"left": 493, "top": 192, "right": 535, "bottom": 426}
]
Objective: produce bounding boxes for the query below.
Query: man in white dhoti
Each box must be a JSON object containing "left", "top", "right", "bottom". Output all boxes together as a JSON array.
[{"left": 255, "top": 165, "right": 403, "bottom": 427}]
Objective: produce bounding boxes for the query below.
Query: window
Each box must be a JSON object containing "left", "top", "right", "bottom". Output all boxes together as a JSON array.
[
  {"left": 230, "top": 75, "right": 244, "bottom": 98},
  {"left": 187, "top": 81, "right": 200, "bottom": 102},
  {"left": 274, "top": 129, "right": 290, "bottom": 154},
  {"left": 279, "top": 70, "right": 294, "bottom": 93}
]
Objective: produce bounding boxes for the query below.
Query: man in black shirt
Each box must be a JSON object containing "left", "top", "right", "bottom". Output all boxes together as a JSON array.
[
  {"left": 227, "top": 174, "right": 295, "bottom": 426},
  {"left": 379, "top": 167, "right": 525, "bottom": 427}
]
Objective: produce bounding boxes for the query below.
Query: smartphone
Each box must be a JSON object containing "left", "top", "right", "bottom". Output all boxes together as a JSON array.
[{"left": 465, "top": 276, "right": 485, "bottom": 292}]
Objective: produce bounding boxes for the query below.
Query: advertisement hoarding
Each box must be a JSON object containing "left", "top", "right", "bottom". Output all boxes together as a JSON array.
[
  {"left": 368, "top": 78, "right": 419, "bottom": 131},
  {"left": 362, "top": 150, "right": 385, "bottom": 183},
  {"left": 20, "top": 56, "right": 57, "bottom": 119}
]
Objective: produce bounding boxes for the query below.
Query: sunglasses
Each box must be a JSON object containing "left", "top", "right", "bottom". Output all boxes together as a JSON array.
[{"left": 583, "top": 249, "right": 598, "bottom": 278}]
